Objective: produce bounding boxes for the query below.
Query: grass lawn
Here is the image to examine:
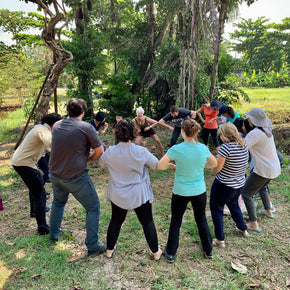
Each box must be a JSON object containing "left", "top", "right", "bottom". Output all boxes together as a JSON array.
[
  {"left": 238, "top": 86, "right": 290, "bottom": 124},
  {"left": 0, "top": 87, "right": 289, "bottom": 289}
]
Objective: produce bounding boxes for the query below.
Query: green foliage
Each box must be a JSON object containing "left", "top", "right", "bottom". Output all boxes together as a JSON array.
[
  {"left": 0, "top": 53, "right": 44, "bottom": 104},
  {"left": 95, "top": 73, "right": 135, "bottom": 122},
  {"left": 230, "top": 17, "right": 290, "bottom": 74},
  {"left": 0, "top": 109, "right": 25, "bottom": 142},
  {"left": 215, "top": 81, "right": 250, "bottom": 105},
  {"left": 22, "top": 98, "right": 37, "bottom": 120},
  {"left": 231, "top": 68, "right": 289, "bottom": 88}
]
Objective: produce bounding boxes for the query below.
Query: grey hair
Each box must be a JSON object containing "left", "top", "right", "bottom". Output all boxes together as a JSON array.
[{"left": 136, "top": 106, "right": 144, "bottom": 114}]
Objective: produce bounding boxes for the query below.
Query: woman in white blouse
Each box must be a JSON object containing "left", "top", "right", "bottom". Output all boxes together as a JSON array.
[
  {"left": 98, "top": 118, "right": 162, "bottom": 260},
  {"left": 242, "top": 108, "right": 281, "bottom": 232}
]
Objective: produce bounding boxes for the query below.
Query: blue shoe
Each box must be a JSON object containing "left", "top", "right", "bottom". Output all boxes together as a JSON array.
[
  {"left": 164, "top": 248, "right": 175, "bottom": 263},
  {"left": 248, "top": 228, "right": 261, "bottom": 233},
  {"left": 263, "top": 212, "right": 275, "bottom": 219}
]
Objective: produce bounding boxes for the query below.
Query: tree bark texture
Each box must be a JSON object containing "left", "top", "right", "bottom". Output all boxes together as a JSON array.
[
  {"left": 208, "top": 0, "right": 229, "bottom": 99},
  {"left": 27, "top": 0, "right": 73, "bottom": 124}
]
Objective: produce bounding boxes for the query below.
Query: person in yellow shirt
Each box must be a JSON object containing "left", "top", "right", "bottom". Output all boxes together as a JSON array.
[{"left": 11, "top": 113, "right": 62, "bottom": 235}]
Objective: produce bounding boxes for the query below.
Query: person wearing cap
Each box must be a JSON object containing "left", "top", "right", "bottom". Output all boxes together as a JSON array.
[
  {"left": 196, "top": 98, "right": 220, "bottom": 151},
  {"left": 159, "top": 105, "right": 197, "bottom": 147},
  {"left": 217, "top": 105, "right": 240, "bottom": 123},
  {"left": 242, "top": 108, "right": 281, "bottom": 232}
]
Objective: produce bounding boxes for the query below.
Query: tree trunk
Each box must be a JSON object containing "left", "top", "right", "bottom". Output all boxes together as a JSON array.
[
  {"left": 208, "top": 0, "right": 229, "bottom": 99},
  {"left": 189, "top": 0, "right": 199, "bottom": 109},
  {"left": 31, "top": 0, "right": 73, "bottom": 124},
  {"left": 131, "top": 8, "right": 174, "bottom": 96}
]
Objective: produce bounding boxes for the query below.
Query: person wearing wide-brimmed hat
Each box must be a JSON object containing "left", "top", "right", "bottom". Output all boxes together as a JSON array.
[{"left": 242, "top": 108, "right": 281, "bottom": 232}]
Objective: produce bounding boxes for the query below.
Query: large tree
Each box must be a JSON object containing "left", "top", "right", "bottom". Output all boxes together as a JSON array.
[{"left": 231, "top": 17, "right": 290, "bottom": 73}]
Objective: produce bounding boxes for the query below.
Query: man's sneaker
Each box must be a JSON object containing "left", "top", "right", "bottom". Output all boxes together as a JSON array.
[
  {"left": 38, "top": 225, "right": 50, "bottom": 235},
  {"left": 87, "top": 242, "right": 107, "bottom": 257},
  {"left": 49, "top": 237, "right": 58, "bottom": 244},
  {"left": 163, "top": 248, "right": 175, "bottom": 263}
]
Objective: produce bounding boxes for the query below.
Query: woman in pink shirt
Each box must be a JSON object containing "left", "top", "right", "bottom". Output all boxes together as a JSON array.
[{"left": 197, "top": 98, "right": 219, "bottom": 151}]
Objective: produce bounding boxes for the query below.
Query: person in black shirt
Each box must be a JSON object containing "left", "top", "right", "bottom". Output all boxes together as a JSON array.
[{"left": 159, "top": 105, "right": 196, "bottom": 146}]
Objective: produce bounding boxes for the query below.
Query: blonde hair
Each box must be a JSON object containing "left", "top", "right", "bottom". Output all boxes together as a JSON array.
[
  {"left": 136, "top": 106, "right": 144, "bottom": 114},
  {"left": 218, "top": 123, "right": 245, "bottom": 148},
  {"left": 181, "top": 118, "right": 201, "bottom": 139}
]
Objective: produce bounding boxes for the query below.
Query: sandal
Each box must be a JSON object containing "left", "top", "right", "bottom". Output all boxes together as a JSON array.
[
  {"left": 212, "top": 238, "right": 225, "bottom": 248},
  {"left": 106, "top": 245, "right": 117, "bottom": 258},
  {"left": 235, "top": 227, "right": 249, "bottom": 238},
  {"left": 150, "top": 246, "right": 163, "bottom": 261},
  {"left": 263, "top": 212, "right": 275, "bottom": 219}
]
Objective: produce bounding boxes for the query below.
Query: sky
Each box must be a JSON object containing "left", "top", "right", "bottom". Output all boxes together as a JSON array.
[{"left": 0, "top": 0, "right": 290, "bottom": 44}]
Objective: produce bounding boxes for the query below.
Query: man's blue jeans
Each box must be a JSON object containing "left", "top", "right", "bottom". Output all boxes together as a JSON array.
[{"left": 49, "top": 171, "right": 101, "bottom": 250}]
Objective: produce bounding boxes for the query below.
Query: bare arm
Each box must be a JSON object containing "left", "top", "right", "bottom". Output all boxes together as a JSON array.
[
  {"left": 158, "top": 119, "right": 174, "bottom": 131},
  {"left": 211, "top": 154, "right": 225, "bottom": 173},
  {"left": 190, "top": 110, "right": 197, "bottom": 119},
  {"left": 196, "top": 108, "right": 205, "bottom": 123},
  {"left": 100, "top": 122, "right": 109, "bottom": 134},
  {"left": 157, "top": 154, "right": 172, "bottom": 170},
  {"left": 143, "top": 116, "right": 158, "bottom": 131},
  {"left": 204, "top": 153, "right": 218, "bottom": 169},
  {"left": 88, "top": 145, "right": 104, "bottom": 161},
  {"left": 209, "top": 117, "right": 218, "bottom": 124}
]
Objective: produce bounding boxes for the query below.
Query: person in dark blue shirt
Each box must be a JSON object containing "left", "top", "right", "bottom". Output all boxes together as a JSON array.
[
  {"left": 89, "top": 111, "right": 109, "bottom": 134},
  {"left": 159, "top": 105, "right": 197, "bottom": 146}
]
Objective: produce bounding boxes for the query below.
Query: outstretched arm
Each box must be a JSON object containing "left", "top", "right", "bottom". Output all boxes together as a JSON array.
[
  {"left": 211, "top": 154, "right": 225, "bottom": 173},
  {"left": 205, "top": 153, "right": 218, "bottom": 169},
  {"left": 100, "top": 122, "right": 109, "bottom": 134},
  {"left": 88, "top": 145, "right": 104, "bottom": 161},
  {"left": 158, "top": 119, "right": 174, "bottom": 131},
  {"left": 157, "top": 154, "right": 175, "bottom": 171},
  {"left": 190, "top": 110, "right": 197, "bottom": 119},
  {"left": 144, "top": 116, "right": 159, "bottom": 131}
]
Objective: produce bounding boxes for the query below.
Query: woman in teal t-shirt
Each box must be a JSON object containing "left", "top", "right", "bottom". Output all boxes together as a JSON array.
[{"left": 158, "top": 118, "right": 217, "bottom": 263}]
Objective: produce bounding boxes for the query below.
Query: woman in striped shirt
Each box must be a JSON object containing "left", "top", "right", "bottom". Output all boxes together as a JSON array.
[{"left": 210, "top": 123, "right": 249, "bottom": 248}]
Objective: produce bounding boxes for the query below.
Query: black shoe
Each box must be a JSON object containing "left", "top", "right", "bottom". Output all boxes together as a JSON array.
[
  {"left": 49, "top": 237, "right": 58, "bottom": 244},
  {"left": 38, "top": 225, "right": 50, "bottom": 235},
  {"left": 201, "top": 250, "right": 213, "bottom": 259},
  {"left": 164, "top": 248, "right": 175, "bottom": 263},
  {"left": 87, "top": 242, "right": 107, "bottom": 257}
]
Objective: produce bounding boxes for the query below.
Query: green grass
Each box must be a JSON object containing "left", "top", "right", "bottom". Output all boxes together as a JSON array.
[
  {"left": 0, "top": 87, "right": 289, "bottom": 289},
  {"left": 238, "top": 87, "right": 290, "bottom": 123},
  {"left": 0, "top": 109, "right": 26, "bottom": 142}
]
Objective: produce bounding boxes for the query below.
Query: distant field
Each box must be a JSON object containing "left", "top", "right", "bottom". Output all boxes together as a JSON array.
[{"left": 238, "top": 87, "right": 290, "bottom": 123}]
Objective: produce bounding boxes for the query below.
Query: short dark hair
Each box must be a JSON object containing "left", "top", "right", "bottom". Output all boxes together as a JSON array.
[
  {"left": 41, "top": 113, "right": 62, "bottom": 126},
  {"left": 243, "top": 118, "right": 253, "bottom": 134},
  {"left": 233, "top": 117, "right": 245, "bottom": 133},
  {"left": 67, "top": 98, "right": 87, "bottom": 117},
  {"left": 116, "top": 113, "right": 123, "bottom": 117},
  {"left": 114, "top": 118, "right": 137, "bottom": 142},
  {"left": 170, "top": 105, "right": 178, "bottom": 113},
  {"left": 95, "top": 111, "right": 106, "bottom": 122}
]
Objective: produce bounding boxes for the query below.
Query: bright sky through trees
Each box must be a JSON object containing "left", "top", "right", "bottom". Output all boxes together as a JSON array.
[{"left": 1, "top": 0, "right": 290, "bottom": 44}]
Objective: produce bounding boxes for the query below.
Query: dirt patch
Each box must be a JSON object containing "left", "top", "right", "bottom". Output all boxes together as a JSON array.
[
  {"left": 273, "top": 125, "right": 290, "bottom": 155},
  {"left": 0, "top": 125, "right": 289, "bottom": 289}
]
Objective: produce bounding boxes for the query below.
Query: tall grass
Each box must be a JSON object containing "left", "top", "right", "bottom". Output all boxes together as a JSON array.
[{"left": 0, "top": 109, "right": 26, "bottom": 142}]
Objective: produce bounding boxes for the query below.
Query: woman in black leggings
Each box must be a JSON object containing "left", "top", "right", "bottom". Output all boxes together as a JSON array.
[{"left": 98, "top": 118, "right": 162, "bottom": 260}]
